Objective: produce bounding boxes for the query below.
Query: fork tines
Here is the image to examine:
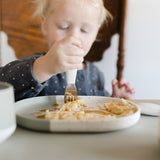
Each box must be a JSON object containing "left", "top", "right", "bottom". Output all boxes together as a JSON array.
[{"left": 64, "top": 84, "right": 77, "bottom": 103}]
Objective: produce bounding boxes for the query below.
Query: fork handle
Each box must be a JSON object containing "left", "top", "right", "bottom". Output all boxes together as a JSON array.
[{"left": 66, "top": 69, "right": 77, "bottom": 84}]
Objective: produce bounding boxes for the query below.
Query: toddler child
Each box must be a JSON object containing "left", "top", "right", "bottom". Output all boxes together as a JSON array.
[{"left": 0, "top": 0, "right": 135, "bottom": 101}]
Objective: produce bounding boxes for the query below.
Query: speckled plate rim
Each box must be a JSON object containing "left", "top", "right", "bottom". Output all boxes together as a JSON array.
[{"left": 15, "top": 96, "right": 141, "bottom": 132}]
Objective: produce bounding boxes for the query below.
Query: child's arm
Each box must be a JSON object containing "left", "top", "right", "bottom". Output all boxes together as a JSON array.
[
  {"left": 0, "top": 55, "right": 47, "bottom": 101},
  {"left": 111, "top": 78, "right": 135, "bottom": 100}
]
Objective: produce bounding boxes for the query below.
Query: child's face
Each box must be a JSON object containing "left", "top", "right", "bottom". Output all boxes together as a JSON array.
[{"left": 41, "top": 0, "right": 101, "bottom": 55}]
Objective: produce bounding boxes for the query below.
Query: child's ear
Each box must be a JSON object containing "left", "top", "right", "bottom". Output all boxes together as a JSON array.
[{"left": 41, "top": 16, "right": 47, "bottom": 36}]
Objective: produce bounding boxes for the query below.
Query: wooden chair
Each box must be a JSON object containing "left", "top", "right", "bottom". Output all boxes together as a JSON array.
[{"left": 0, "top": 0, "right": 127, "bottom": 80}]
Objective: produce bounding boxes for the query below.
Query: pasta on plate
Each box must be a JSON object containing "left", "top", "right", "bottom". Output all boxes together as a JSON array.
[{"left": 32, "top": 98, "right": 137, "bottom": 120}]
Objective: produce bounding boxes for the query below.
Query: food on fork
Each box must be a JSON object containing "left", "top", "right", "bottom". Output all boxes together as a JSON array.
[{"left": 32, "top": 98, "right": 137, "bottom": 120}]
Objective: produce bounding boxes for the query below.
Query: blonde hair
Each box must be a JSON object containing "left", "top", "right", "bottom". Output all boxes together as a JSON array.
[{"left": 33, "top": 0, "right": 112, "bottom": 25}]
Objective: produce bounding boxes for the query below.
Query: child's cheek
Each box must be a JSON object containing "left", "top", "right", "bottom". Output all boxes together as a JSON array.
[
  {"left": 83, "top": 40, "right": 94, "bottom": 55},
  {"left": 48, "top": 40, "right": 55, "bottom": 49},
  {"left": 48, "top": 34, "right": 63, "bottom": 48}
]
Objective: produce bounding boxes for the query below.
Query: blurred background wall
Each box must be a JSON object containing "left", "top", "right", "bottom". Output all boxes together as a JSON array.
[{"left": 95, "top": 0, "right": 160, "bottom": 99}]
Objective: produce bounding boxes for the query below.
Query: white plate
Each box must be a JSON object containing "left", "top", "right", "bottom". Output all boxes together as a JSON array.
[
  {"left": 132, "top": 100, "right": 160, "bottom": 116},
  {"left": 15, "top": 96, "right": 141, "bottom": 132}
]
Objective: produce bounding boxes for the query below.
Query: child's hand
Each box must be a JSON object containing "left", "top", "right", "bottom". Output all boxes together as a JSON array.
[
  {"left": 111, "top": 78, "right": 135, "bottom": 100},
  {"left": 44, "top": 36, "right": 85, "bottom": 74},
  {"left": 32, "top": 36, "right": 85, "bottom": 83}
]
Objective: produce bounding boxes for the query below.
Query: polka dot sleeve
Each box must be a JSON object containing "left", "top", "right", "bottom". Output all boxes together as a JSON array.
[{"left": 0, "top": 53, "right": 47, "bottom": 101}]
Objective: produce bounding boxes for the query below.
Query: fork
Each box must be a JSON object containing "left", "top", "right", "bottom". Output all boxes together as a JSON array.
[{"left": 64, "top": 69, "right": 77, "bottom": 103}]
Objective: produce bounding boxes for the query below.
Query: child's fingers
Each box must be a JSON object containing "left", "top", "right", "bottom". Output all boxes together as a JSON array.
[
  {"left": 72, "top": 63, "right": 83, "bottom": 70},
  {"left": 111, "top": 79, "right": 119, "bottom": 97},
  {"left": 112, "top": 79, "right": 118, "bottom": 86},
  {"left": 119, "top": 78, "right": 126, "bottom": 86},
  {"left": 125, "top": 82, "right": 132, "bottom": 91},
  {"left": 66, "top": 56, "right": 84, "bottom": 64},
  {"left": 125, "top": 82, "right": 135, "bottom": 93},
  {"left": 126, "top": 82, "right": 131, "bottom": 88},
  {"left": 119, "top": 80, "right": 132, "bottom": 90},
  {"left": 130, "top": 88, "right": 136, "bottom": 94}
]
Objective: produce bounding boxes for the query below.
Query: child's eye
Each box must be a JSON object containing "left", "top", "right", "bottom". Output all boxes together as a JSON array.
[
  {"left": 57, "top": 23, "right": 70, "bottom": 30},
  {"left": 81, "top": 27, "right": 90, "bottom": 33},
  {"left": 58, "top": 26, "right": 69, "bottom": 30}
]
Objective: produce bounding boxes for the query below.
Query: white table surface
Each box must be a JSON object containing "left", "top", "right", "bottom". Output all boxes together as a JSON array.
[{"left": 0, "top": 115, "right": 160, "bottom": 160}]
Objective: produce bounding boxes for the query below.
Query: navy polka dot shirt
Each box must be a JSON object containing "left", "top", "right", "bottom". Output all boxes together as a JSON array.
[{"left": 0, "top": 53, "right": 109, "bottom": 101}]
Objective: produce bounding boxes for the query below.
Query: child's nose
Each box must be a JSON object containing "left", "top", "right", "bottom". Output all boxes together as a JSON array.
[{"left": 68, "top": 29, "right": 80, "bottom": 39}]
